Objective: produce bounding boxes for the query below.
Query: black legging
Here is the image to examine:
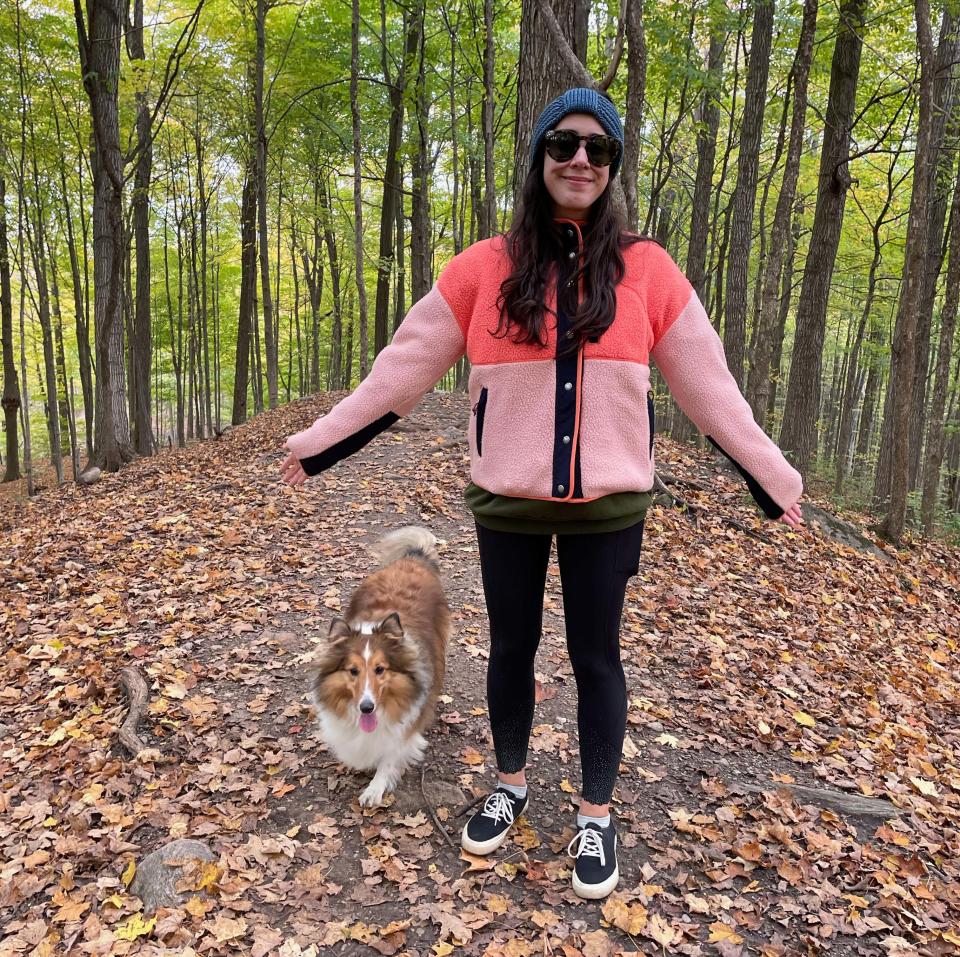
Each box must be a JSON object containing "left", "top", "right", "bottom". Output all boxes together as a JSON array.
[{"left": 476, "top": 519, "right": 645, "bottom": 805}]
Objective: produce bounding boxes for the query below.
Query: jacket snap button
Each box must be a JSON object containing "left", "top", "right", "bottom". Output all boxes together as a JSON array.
[
  {"left": 568, "top": 250, "right": 577, "bottom": 259},
  {"left": 563, "top": 435, "right": 571, "bottom": 444},
  {"left": 557, "top": 484, "right": 565, "bottom": 494},
  {"left": 564, "top": 382, "right": 573, "bottom": 391}
]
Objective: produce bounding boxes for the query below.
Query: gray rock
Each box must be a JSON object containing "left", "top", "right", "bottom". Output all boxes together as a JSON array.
[
  {"left": 802, "top": 503, "right": 895, "bottom": 563},
  {"left": 130, "top": 839, "right": 216, "bottom": 912},
  {"left": 78, "top": 467, "right": 101, "bottom": 486},
  {"left": 422, "top": 778, "right": 466, "bottom": 809}
]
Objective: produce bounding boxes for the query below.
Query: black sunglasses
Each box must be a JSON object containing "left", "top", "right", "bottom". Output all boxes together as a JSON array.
[{"left": 544, "top": 129, "right": 622, "bottom": 168}]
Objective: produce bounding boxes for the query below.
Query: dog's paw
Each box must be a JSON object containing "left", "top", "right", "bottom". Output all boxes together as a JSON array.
[{"left": 359, "top": 782, "right": 389, "bottom": 807}]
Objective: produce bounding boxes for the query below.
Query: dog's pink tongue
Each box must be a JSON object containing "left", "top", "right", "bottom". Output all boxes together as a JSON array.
[{"left": 360, "top": 712, "right": 378, "bottom": 733}]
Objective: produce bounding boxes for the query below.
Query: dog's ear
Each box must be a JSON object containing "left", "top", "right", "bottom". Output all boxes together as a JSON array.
[
  {"left": 328, "top": 618, "right": 352, "bottom": 640},
  {"left": 379, "top": 613, "right": 403, "bottom": 638}
]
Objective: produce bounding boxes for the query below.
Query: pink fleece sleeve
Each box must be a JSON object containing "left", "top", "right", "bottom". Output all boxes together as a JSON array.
[
  {"left": 648, "top": 250, "right": 803, "bottom": 516},
  {"left": 284, "top": 284, "right": 466, "bottom": 470}
]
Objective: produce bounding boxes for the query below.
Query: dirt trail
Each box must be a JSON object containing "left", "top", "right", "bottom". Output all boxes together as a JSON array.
[{"left": 1, "top": 391, "right": 957, "bottom": 956}]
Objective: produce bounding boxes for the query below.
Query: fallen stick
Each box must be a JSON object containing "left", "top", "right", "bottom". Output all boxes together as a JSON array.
[
  {"left": 119, "top": 666, "right": 149, "bottom": 756},
  {"left": 453, "top": 792, "right": 488, "bottom": 819},
  {"left": 653, "top": 472, "right": 700, "bottom": 526},
  {"left": 421, "top": 766, "right": 458, "bottom": 852},
  {"left": 722, "top": 517, "right": 773, "bottom": 545},
  {"left": 658, "top": 471, "right": 709, "bottom": 492}
]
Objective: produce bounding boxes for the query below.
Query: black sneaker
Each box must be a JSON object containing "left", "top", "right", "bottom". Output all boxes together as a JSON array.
[
  {"left": 460, "top": 787, "right": 529, "bottom": 855},
  {"left": 567, "top": 820, "right": 618, "bottom": 899}
]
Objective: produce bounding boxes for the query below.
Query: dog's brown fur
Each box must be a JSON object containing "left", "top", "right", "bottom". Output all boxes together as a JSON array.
[
  {"left": 313, "top": 560, "right": 449, "bottom": 731},
  {"left": 309, "top": 528, "right": 450, "bottom": 806}
]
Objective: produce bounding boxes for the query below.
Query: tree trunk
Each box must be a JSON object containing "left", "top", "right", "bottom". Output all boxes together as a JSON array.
[
  {"left": 908, "top": 10, "right": 960, "bottom": 488},
  {"left": 76, "top": 149, "right": 95, "bottom": 456},
  {"left": 448, "top": 16, "right": 460, "bottom": 252},
  {"left": 253, "top": 0, "right": 277, "bottom": 408},
  {"left": 779, "top": 0, "right": 865, "bottom": 476},
  {"left": 746, "top": 0, "right": 817, "bottom": 425},
  {"left": 351, "top": 0, "right": 371, "bottom": 379},
  {"left": 75, "top": 0, "right": 134, "bottom": 471},
  {"left": 875, "top": 0, "right": 936, "bottom": 542},
  {"left": 291, "top": 238, "right": 303, "bottom": 395},
  {"left": 855, "top": 339, "right": 882, "bottom": 465},
  {"left": 52, "top": 110, "right": 94, "bottom": 459},
  {"left": 767, "top": 201, "right": 802, "bottom": 422},
  {"left": 126, "top": 0, "right": 153, "bottom": 455},
  {"left": 186, "top": 257, "right": 196, "bottom": 440},
  {"left": 0, "top": 161, "right": 21, "bottom": 482},
  {"left": 409, "top": 2, "right": 432, "bottom": 305},
  {"left": 375, "top": 3, "right": 417, "bottom": 354},
  {"left": 163, "top": 185, "right": 184, "bottom": 447},
  {"left": 671, "top": 19, "right": 724, "bottom": 443},
  {"left": 481, "top": 0, "right": 498, "bottom": 238},
  {"left": 686, "top": 24, "right": 725, "bottom": 299},
  {"left": 722, "top": 0, "right": 774, "bottom": 390},
  {"left": 921, "top": 139, "right": 960, "bottom": 530},
  {"left": 834, "top": 143, "right": 906, "bottom": 493},
  {"left": 322, "top": 175, "right": 343, "bottom": 390},
  {"left": 621, "top": 0, "right": 647, "bottom": 232},
  {"left": 25, "top": 189, "right": 63, "bottom": 483},
  {"left": 232, "top": 169, "right": 258, "bottom": 424},
  {"left": 876, "top": 9, "right": 960, "bottom": 499},
  {"left": 394, "top": 166, "right": 406, "bottom": 332},
  {"left": 514, "top": 0, "right": 589, "bottom": 201}
]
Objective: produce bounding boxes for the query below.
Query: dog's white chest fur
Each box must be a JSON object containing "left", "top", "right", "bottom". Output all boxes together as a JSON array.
[{"left": 317, "top": 710, "right": 425, "bottom": 772}]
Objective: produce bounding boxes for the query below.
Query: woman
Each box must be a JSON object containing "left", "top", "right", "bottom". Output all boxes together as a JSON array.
[{"left": 280, "top": 87, "right": 803, "bottom": 900}]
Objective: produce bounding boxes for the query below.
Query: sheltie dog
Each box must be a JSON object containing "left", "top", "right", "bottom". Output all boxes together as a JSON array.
[{"left": 309, "top": 527, "right": 450, "bottom": 807}]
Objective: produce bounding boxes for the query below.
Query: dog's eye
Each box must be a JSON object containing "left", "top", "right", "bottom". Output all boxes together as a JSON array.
[
  {"left": 375, "top": 665, "right": 386, "bottom": 675},
  {"left": 349, "top": 667, "right": 360, "bottom": 676}
]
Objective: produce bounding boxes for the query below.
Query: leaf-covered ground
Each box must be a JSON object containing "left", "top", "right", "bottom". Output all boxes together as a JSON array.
[{"left": 1, "top": 392, "right": 958, "bottom": 957}]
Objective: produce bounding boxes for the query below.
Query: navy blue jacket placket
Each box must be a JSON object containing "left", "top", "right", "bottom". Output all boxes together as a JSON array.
[{"left": 552, "top": 223, "right": 585, "bottom": 499}]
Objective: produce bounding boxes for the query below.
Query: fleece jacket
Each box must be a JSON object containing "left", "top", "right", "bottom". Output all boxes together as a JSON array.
[{"left": 285, "top": 220, "right": 803, "bottom": 519}]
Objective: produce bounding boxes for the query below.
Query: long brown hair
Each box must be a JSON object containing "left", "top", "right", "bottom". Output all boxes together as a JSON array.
[{"left": 496, "top": 144, "right": 649, "bottom": 355}]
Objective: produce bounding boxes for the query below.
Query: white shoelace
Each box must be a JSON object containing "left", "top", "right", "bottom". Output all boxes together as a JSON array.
[
  {"left": 567, "top": 826, "right": 606, "bottom": 866},
  {"left": 480, "top": 790, "right": 516, "bottom": 826}
]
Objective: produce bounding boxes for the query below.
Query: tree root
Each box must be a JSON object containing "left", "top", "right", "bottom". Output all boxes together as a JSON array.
[{"left": 118, "top": 665, "right": 149, "bottom": 757}]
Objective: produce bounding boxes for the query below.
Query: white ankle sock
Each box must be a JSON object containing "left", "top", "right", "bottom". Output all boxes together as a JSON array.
[
  {"left": 577, "top": 812, "right": 610, "bottom": 829},
  {"left": 499, "top": 781, "right": 527, "bottom": 799}
]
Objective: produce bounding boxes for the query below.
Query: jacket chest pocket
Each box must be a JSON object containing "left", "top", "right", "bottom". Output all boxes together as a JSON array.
[{"left": 473, "top": 387, "right": 489, "bottom": 456}]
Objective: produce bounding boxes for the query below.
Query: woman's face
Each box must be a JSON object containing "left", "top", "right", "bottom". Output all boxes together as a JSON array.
[{"left": 542, "top": 113, "right": 611, "bottom": 220}]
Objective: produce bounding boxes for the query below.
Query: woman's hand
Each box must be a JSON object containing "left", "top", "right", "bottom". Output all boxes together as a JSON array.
[
  {"left": 280, "top": 446, "right": 309, "bottom": 486},
  {"left": 779, "top": 502, "right": 804, "bottom": 528}
]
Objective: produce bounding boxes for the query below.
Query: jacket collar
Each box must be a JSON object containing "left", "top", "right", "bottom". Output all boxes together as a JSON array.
[{"left": 552, "top": 217, "right": 586, "bottom": 254}]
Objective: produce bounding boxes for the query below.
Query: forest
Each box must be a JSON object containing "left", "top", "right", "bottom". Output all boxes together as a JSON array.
[
  {"left": 0, "top": 0, "right": 956, "bottom": 544},
  {"left": 3, "top": 2, "right": 960, "bottom": 952}
]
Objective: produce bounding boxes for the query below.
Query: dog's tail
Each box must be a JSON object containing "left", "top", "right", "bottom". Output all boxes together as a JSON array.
[{"left": 370, "top": 526, "right": 439, "bottom": 569}]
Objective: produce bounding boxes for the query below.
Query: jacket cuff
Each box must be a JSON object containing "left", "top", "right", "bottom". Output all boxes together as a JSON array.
[{"left": 291, "top": 412, "right": 400, "bottom": 476}]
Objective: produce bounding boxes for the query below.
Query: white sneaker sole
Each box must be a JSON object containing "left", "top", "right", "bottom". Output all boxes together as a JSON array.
[{"left": 572, "top": 863, "right": 619, "bottom": 899}]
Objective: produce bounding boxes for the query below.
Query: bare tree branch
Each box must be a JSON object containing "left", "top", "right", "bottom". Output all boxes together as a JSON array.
[
  {"left": 534, "top": 0, "right": 597, "bottom": 88},
  {"left": 598, "top": 0, "right": 627, "bottom": 91}
]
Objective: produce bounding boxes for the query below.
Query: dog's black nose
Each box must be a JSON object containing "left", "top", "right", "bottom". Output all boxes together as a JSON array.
[{"left": 359, "top": 701, "right": 375, "bottom": 714}]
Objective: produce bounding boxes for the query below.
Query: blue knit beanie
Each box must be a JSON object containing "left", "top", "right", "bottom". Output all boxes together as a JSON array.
[{"left": 529, "top": 87, "right": 625, "bottom": 179}]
